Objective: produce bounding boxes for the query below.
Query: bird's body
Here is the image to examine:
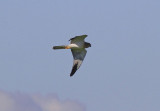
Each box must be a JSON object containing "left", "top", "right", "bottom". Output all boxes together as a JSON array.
[
  {"left": 53, "top": 35, "right": 91, "bottom": 76},
  {"left": 68, "top": 44, "right": 81, "bottom": 49}
]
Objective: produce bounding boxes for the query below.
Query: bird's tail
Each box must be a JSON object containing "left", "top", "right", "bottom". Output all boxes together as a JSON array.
[
  {"left": 53, "top": 45, "right": 71, "bottom": 50},
  {"left": 53, "top": 45, "right": 66, "bottom": 50}
]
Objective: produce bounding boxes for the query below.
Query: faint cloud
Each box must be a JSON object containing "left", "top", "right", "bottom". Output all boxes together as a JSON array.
[
  {"left": 0, "top": 90, "right": 86, "bottom": 111},
  {"left": 0, "top": 91, "right": 15, "bottom": 111}
]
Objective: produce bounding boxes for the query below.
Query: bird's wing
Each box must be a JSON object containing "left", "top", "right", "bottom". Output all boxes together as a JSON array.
[
  {"left": 69, "top": 35, "right": 87, "bottom": 44},
  {"left": 70, "top": 49, "right": 87, "bottom": 76}
]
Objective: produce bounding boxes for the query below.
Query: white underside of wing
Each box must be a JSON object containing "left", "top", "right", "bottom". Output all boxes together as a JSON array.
[{"left": 70, "top": 49, "right": 87, "bottom": 76}]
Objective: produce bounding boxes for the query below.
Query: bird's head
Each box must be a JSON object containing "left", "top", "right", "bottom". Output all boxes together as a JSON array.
[{"left": 85, "top": 42, "right": 91, "bottom": 48}]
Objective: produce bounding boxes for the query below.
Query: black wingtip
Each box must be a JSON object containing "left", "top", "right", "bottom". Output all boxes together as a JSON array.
[
  {"left": 70, "top": 63, "right": 78, "bottom": 77},
  {"left": 70, "top": 70, "right": 76, "bottom": 77}
]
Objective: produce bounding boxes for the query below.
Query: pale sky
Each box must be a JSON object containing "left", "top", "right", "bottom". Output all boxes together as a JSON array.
[{"left": 0, "top": 0, "right": 160, "bottom": 111}]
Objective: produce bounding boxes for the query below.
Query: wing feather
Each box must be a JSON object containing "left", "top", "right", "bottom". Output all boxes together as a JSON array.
[
  {"left": 69, "top": 35, "right": 87, "bottom": 44},
  {"left": 70, "top": 49, "right": 87, "bottom": 76}
]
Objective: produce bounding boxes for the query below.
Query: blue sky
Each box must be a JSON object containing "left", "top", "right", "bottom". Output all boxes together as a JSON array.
[{"left": 0, "top": 0, "right": 160, "bottom": 111}]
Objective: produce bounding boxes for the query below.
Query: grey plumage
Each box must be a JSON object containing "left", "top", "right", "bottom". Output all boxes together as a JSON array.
[
  {"left": 53, "top": 35, "right": 91, "bottom": 77},
  {"left": 70, "top": 49, "right": 87, "bottom": 76}
]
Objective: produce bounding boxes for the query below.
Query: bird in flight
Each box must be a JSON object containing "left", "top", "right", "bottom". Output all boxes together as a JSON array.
[{"left": 53, "top": 35, "right": 91, "bottom": 77}]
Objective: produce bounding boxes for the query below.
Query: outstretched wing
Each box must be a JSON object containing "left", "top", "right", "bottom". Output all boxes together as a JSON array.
[
  {"left": 70, "top": 49, "right": 87, "bottom": 76},
  {"left": 69, "top": 35, "right": 88, "bottom": 44}
]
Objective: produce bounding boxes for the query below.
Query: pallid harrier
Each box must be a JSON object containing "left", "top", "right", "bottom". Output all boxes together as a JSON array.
[{"left": 53, "top": 35, "right": 91, "bottom": 76}]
